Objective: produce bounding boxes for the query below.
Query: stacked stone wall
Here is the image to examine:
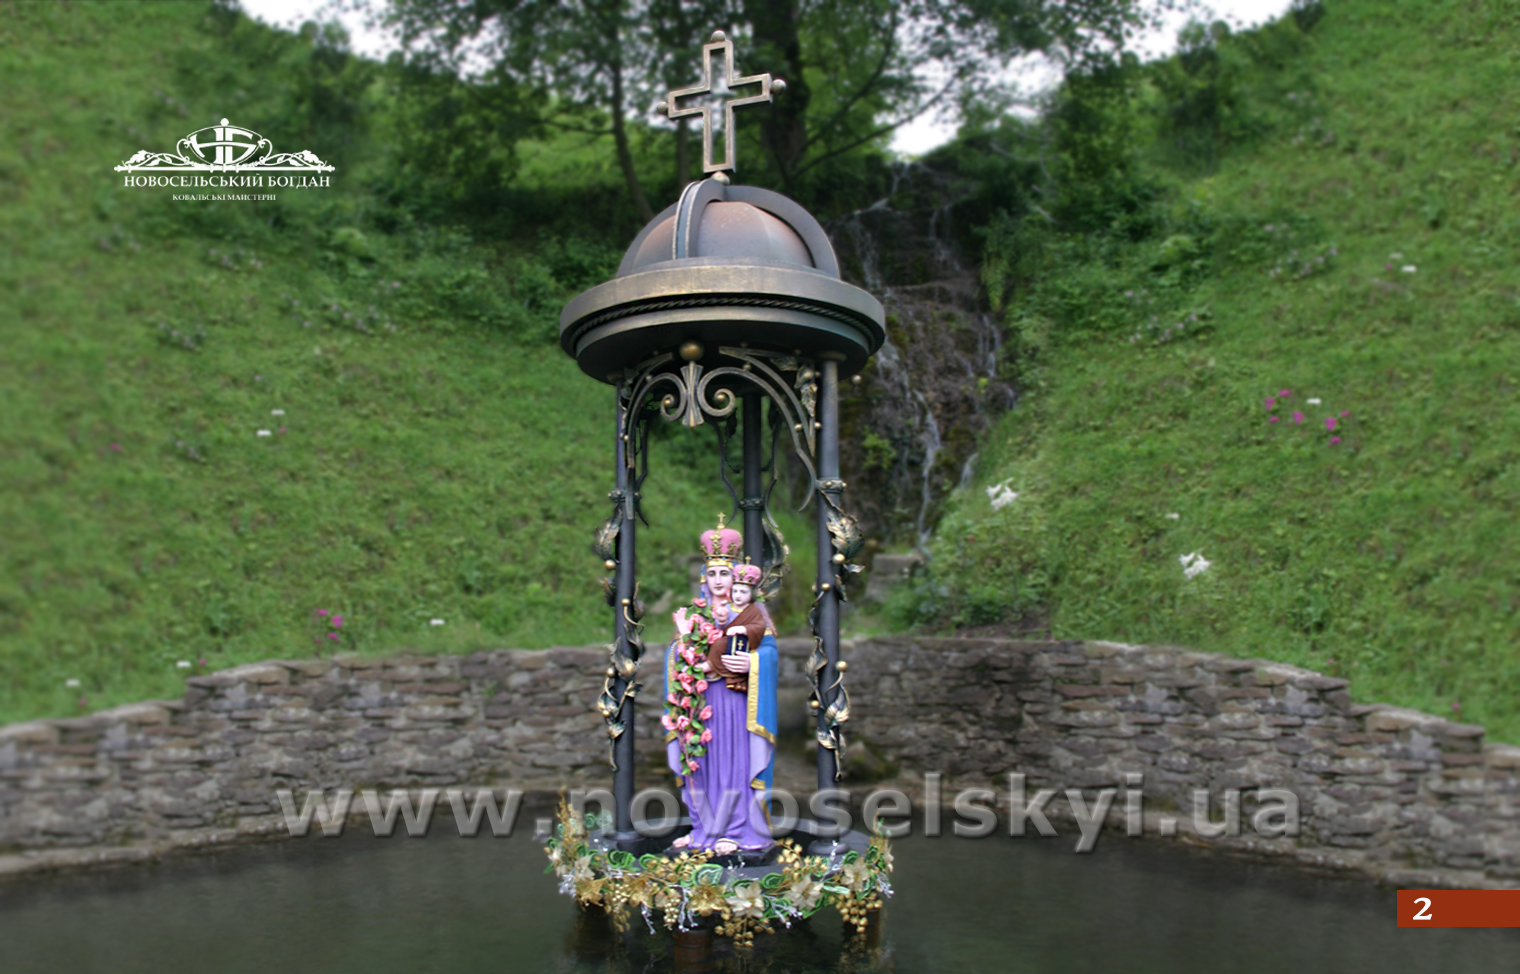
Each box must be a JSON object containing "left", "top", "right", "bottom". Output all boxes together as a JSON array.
[
  {"left": 1, "top": 638, "right": 1516, "bottom": 887},
  {"left": 833, "top": 638, "right": 1520, "bottom": 887}
]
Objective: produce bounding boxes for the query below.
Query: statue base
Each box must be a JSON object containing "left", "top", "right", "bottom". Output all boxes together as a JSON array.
[{"left": 543, "top": 802, "right": 891, "bottom": 941}]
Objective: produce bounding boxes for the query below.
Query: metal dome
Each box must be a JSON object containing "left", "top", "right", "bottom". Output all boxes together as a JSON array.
[{"left": 559, "top": 179, "right": 886, "bottom": 382}]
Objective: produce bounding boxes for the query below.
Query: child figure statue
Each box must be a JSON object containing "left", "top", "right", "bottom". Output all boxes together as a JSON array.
[{"left": 664, "top": 518, "right": 778, "bottom": 855}]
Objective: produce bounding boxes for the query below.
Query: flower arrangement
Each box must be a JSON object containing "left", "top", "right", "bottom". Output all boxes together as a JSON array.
[
  {"left": 543, "top": 799, "right": 894, "bottom": 944},
  {"left": 661, "top": 598, "right": 723, "bottom": 775}
]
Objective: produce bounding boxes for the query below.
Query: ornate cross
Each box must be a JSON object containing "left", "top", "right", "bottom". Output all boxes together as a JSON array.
[{"left": 658, "top": 30, "right": 784, "bottom": 177}]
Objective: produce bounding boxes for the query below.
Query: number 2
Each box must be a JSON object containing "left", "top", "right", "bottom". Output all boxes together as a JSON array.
[{"left": 1412, "top": 897, "right": 1433, "bottom": 921}]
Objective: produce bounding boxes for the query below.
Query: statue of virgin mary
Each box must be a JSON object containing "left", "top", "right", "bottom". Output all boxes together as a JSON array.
[{"left": 662, "top": 517, "right": 778, "bottom": 855}]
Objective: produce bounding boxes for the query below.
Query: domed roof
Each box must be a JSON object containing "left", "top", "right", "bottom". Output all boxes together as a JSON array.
[
  {"left": 626, "top": 201, "right": 811, "bottom": 271},
  {"left": 560, "top": 178, "right": 882, "bottom": 383},
  {"left": 617, "top": 181, "right": 841, "bottom": 277}
]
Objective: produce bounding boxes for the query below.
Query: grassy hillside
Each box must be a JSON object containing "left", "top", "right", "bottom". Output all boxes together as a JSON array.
[
  {"left": 0, "top": 2, "right": 815, "bottom": 722},
  {"left": 911, "top": 0, "right": 1520, "bottom": 739}
]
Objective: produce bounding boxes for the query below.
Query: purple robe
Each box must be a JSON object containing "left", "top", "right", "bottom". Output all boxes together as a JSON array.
[{"left": 680, "top": 678, "right": 772, "bottom": 850}]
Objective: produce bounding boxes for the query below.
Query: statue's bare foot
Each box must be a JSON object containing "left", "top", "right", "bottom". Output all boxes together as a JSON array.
[
  {"left": 671, "top": 834, "right": 693, "bottom": 849},
  {"left": 713, "top": 839, "right": 738, "bottom": 855}
]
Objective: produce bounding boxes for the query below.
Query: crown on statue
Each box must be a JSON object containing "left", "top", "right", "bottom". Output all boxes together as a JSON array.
[
  {"left": 700, "top": 513, "right": 744, "bottom": 568},
  {"left": 734, "top": 561, "right": 762, "bottom": 586}
]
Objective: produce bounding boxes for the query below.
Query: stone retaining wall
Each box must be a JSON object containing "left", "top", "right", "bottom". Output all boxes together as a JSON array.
[
  {"left": 1, "top": 638, "right": 1516, "bottom": 887},
  {"left": 839, "top": 638, "right": 1520, "bottom": 888}
]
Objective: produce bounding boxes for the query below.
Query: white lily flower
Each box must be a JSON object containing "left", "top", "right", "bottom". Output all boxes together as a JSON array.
[
  {"left": 785, "top": 876, "right": 824, "bottom": 910},
  {"left": 727, "top": 882, "right": 767, "bottom": 918},
  {"left": 841, "top": 860, "right": 871, "bottom": 890}
]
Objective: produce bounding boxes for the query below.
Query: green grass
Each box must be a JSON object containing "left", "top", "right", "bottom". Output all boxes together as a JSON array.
[
  {"left": 912, "top": 0, "right": 1520, "bottom": 740},
  {"left": 7, "top": 0, "right": 1517, "bottom": 743},
  {"left": 0, "top": 2, "right": 816, "bottom": 722}
]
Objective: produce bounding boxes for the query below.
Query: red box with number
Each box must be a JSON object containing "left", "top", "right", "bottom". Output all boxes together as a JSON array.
[{"left": 1397, "top": 890, "right": 1520, "bottom": 927}]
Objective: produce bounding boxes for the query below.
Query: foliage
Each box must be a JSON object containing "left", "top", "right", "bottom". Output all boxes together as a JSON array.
[
  {"left": 905, "top": 0, "right": 1520, "bottom": 741},
  {"left": 377, "top": 0, "right": 1168, "bottom": 215},
  {"left": 0, "top": 1, "right": 815, "bottom": 722}
]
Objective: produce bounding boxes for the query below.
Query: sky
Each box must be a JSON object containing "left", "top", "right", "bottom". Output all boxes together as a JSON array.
[{"left": 238, "top": 0, "right": 1297, "bottom": 155}]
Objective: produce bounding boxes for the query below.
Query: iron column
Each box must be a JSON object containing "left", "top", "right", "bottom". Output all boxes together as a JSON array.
[
  {"left": 814, "top": 356, "right": 843, "bottom": 791},
  {"left": 742, "top": 392, "right": 764, "bottom": 564},
  {"left": 612, "top": 393, "right": 638, "bottom": 839}
]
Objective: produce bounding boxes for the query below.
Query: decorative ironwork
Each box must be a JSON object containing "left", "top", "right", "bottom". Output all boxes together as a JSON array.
[
  {"left": 806, "top": 589, "right": 850, "bottom": 778},
  {"left": 597, "top": 341, "right": 861, "bottom": 783},
  {"left": 623, "top": 348, "right": 821, "bottom": 500},
  {"left": 656, "top": 30, "right": 782, "bottom": 176},
  {"left": 594, "top": 403, "right": 651, "bottom": 771}
]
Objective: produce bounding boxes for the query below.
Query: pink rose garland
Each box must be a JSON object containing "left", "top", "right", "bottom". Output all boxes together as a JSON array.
[{"left": 665, "top": 599, "right": 724, "bottom": 774}]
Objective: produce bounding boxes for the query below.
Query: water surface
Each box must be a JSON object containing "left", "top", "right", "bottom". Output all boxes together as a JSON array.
[{"left": 2, "top": 821, "right": 1513, "bottom": 973}]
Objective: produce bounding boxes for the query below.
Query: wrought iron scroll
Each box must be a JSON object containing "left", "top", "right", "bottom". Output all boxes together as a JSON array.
[{"left": 624, "top": 348, "right": 820, "bottom": 503}]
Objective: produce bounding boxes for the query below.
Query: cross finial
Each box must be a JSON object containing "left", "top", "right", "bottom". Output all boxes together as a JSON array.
[{"left": 656, "top": 30, "right": 785, "bottom": 177}]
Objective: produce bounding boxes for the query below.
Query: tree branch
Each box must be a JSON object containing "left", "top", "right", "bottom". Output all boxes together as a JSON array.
[
  {"left": 796, "top": 19, "right": 899, "bottom": 158},
  {"left": 792, "top": 73, "right": 958, "bottom": 179}
]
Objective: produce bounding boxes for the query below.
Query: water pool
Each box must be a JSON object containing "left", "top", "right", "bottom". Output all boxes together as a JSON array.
[{"left": 2, "top": 820, "right": 1513, "bottom": 973}]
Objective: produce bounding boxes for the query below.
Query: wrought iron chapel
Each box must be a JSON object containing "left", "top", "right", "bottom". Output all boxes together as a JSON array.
[{"left": 559, "top": 30, "right": 886, "bottom": 848}]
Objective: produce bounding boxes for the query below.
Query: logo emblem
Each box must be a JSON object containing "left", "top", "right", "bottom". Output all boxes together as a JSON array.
[{"left": 115, "top": 119, "right": 334, "bottom": 173}]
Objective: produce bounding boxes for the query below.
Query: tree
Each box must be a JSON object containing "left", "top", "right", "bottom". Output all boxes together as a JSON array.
[
  {"left": 387, "top": 0, "right": 669, "bottom": 222},
  {"left": 380, "top": 0, "right": 1171, "bottom": 211}
]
